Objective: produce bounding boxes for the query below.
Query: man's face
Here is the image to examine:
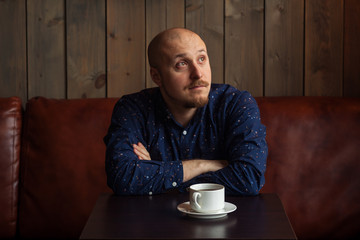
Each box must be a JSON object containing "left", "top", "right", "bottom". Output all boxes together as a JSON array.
[{"left": 152, "top": 31, "right": 212, "bottom": 109}]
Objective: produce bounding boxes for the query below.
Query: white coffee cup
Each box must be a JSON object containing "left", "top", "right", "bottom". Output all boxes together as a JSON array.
[{"left": 189, "top": 183, "right": 225, "bottom": 213}]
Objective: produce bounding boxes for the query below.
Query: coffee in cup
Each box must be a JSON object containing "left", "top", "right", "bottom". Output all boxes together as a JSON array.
[{"left": 189, "top": 183, "right": 225, "bottom": 213}]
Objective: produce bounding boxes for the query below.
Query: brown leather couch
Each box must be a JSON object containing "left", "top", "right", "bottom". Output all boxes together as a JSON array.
[{"left": 0, "top": 96, "right": 359, "bottom": 239}]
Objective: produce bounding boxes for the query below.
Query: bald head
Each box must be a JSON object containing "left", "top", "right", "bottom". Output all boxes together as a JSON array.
[{"left": 148, "top": 28, "right": 206, "bottom": 68}]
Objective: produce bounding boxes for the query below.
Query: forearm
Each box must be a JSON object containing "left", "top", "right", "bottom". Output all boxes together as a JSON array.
[
  {"left": 132, "top": 142, "right": 228, "bottom": 183},
  {"left": 182, "top": 159, "right": 228, "bottom": 182},
  {"left": 130, "top": 142, "right": 262, "bottom": 196},
  {"left": 179, "top": 161, "right": 265, "bottom": 196},
  {"left": 106, "top": 143, "right": 183, "bottom": 195},
  {"left": 106, "top": 157, "right": 183, "bottom": 195}
]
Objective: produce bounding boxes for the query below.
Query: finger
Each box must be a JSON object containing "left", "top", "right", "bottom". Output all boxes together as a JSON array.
[
  {"left": 136, "top": 142, "right": 151, "bottom": 159},
  {"left": 133, "top": 144, "right": 145, "bottom": 159},
  {"left": 133, "top": 143, "right": 151, "bottom": 160},
  {"left": 134, "top": 143, "right": 148, "bottom": 156},
  {"left": 137, "top": 142, "right": 146, "bottom": 149}
]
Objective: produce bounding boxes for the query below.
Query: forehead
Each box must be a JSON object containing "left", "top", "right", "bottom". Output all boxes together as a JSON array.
[{"left": 160, "top": 31, "right": 207, "bottom": 58}]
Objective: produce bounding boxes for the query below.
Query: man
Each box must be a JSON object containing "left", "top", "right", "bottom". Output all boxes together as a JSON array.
[{"left": 104, "top": 28, "right": 267, "bottom": 196}]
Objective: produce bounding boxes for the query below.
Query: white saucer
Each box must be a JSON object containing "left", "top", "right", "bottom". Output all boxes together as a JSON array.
[{"left": 177, "top": 201, "right": 237, "bottom": 219}]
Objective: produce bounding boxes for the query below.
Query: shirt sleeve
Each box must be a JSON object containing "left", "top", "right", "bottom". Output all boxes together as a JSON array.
[
  {"left": 104, "top": 97, "right": 183, "bottom": 195},
  {"left": 179, "top": 91, "right": 268, "bottom": 196}
]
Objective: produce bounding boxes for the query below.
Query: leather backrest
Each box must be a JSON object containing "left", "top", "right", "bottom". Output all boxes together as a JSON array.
[
  {"left": 0, "top": 97, "right": 21, "bottom": 239},
  {"left": 257, "top": 97, "right": 360, "bottom": 239},
  {"left": 16, "top": 96, "right": 360, "bottom": 239},
  {"left": 19, "top": 97, "right": 117, "bottom": 239}
]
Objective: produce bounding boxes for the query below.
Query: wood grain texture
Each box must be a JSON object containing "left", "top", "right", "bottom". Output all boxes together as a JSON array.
[
  {"left": 0, "top": 0, "right": 27, "bottom": 102},
  {"left": 145, "top": 0, "right": 185, "bottom": 89},
  {"left": 27, "top": 0, "right": 65, "bottom": 99},
  {"left": 344, "top": 0, "right": 360, "bottom": 97},
  {"left": 166, "top": 0, "right": 185, "bottom": 29},
  {"left": 265, "top": 0, "right": 304, "bottom": 96},
  {"left": 186, "top": 0, "right": 224, "bottom": 84},
  {"left": 305, "top": 0, "right": 343, "bottom": 96},
  {"left": 225, "top": 0, "right": 264, "bottom": 96},
  {"left": 107, "top": 0, "right": 146, "bottom": 97},
  {"left": 146, "top": 0, "right": 167, "bottom": 89},
  {"left": 1, "top": 0, "right": 359, "bottom": 100},
  {"left": 66, "top": 0, "right": 106, "bottom": 99}
]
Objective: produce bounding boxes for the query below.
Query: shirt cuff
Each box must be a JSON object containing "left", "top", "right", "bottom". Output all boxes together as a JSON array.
[{"left": 162, "top": 161, "right": 183, "bottom": 190}]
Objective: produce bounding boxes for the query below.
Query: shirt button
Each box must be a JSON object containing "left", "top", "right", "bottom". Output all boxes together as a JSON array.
[
  {"left": 182, "top": 130, "right": 187, "bottom": 136},
  {"left": 172, "top": 182, "right": 177, "bottom": 187}
]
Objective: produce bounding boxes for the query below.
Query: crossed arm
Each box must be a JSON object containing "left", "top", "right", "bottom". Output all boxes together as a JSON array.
[{"left": 133, "top": 142, "right": 228, "bottom": 182}]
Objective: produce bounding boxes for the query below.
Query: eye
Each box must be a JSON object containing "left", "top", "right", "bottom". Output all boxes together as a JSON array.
[
  {"left": 175, "top": 61, "right": 187, "bottom": 69},
  {"left": 198, "top": 56, "right": 206, "bottom": 63}
]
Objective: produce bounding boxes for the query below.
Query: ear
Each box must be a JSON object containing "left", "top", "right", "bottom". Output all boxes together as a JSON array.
[{"left": 150, "top": 67, "right": 162, "bottom": 87}]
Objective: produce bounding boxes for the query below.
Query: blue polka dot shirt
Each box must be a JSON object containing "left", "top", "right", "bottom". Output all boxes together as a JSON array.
[{"left": 104, "top": 84, "right": 267, "bottom": 196}]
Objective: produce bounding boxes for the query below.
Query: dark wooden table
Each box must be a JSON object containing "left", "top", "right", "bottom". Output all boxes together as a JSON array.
[{"left": 80, "top": 192, "right": 297, "bottom": 239}]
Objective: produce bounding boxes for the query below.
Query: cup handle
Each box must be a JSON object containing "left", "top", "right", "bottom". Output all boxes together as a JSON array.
[{"left": 192, "top": 192, "right": 201, "bottom": 210}]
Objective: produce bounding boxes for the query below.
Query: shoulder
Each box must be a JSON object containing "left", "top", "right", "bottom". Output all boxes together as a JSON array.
[
  {"left": 113, "top": 88, "right": 160, "bottom": 114},
  {"left": 209, "top": 84, "right": 256, "bottom": 107},
  {"left": 120, "top": 87, "right": 159, "bottom": 103}
]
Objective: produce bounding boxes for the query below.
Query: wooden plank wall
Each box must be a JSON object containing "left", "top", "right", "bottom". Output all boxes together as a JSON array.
[{"left": 1, "top": 0, "right": 359, "bottom": 103}]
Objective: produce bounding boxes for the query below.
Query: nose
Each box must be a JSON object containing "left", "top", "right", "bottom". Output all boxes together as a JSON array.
[{"left": 190, "top": 63, "right": 203, "bottom": 80}]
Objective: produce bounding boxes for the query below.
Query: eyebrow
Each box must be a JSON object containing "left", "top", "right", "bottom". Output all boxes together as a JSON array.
[{"left": 174, "top": 49, "right": 207, "bottom": 59}]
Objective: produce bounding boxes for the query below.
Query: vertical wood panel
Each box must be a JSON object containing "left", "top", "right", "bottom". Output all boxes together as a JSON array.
[
  {"left": 265, "top": 0, "right": 304, "bottom": 96},
  {"left": 66, "top": 0, "right": 106, "bottom": 99},
  {"left": 186, "top": 0, "right": 224, "bottom": 84},
  {"left": 305, "top": 0, "right": 343, "bottom": 96},
  {"left": 1, "top": 0, "right": 359, "bottom": 99},
  {"left": 344, "top": 0, "right": 360, "bottom": 97},
  {"left": 146, "top": 0, "right": 167, "bottom": 89},
  {"left": 27, "top": 0, "right": 66, "bottom": 99},
  {"left": 107, "top": 0, "right": 145, "bottom": 97},
  {"left": 145, "top": 0, "right": 185, "bottom": 89},
  {"left": 225, "top": 0, "right": 264, "bottom": 96},
  {"left": 166, "top": 0, "right": 185, "bottom": 28},
  {"left": 0, "top": 0, "right": 27, "bottom": 102}
]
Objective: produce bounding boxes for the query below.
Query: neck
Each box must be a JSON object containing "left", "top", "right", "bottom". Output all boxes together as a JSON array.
[
  {"left": 170, "top": 107, "right": 197, "bottom": 127},
  {"left": 159, "top": 89, "right": 198, "bottom": 127}
]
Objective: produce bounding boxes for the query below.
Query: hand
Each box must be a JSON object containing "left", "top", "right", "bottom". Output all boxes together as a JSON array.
[{"left": 133, "top": 142, "right": 151, "bottom": 160}]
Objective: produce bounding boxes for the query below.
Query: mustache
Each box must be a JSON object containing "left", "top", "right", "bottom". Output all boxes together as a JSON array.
[{"left": 187, "top": 80, "right": 209, "bottom": 89}]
